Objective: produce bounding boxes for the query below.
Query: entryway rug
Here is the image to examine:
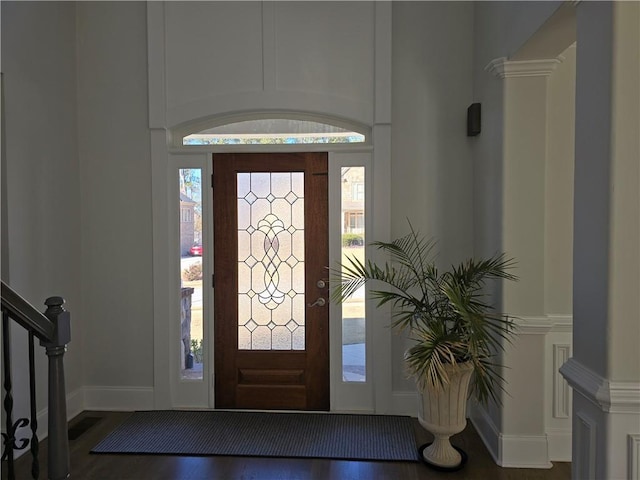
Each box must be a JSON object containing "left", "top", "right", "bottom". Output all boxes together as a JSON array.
[{"left": 91, "top": 410, "right": 419, "bottom": 462}]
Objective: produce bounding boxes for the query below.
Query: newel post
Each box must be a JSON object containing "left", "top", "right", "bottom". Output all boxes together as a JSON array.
[{"left": 42, "top": 296, "right": 71, "bottom": 480}]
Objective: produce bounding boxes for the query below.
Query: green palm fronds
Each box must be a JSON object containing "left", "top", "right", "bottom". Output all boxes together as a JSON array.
[{"left": 330, "top": 221, "right": 517, "bottom": 406}]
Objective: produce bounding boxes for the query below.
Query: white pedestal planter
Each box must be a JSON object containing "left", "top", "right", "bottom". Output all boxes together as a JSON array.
[{"left": 417, "top": 361, "right": 474, "bottom": 470}]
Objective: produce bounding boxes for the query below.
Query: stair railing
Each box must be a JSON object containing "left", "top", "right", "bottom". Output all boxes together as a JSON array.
[{"left": 1, "top": 280, "right": 71, "bottom": 480}]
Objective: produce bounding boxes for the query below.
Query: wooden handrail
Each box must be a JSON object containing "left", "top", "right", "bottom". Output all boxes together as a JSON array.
[{"left": 1, "top": 281, "right": 54, "bottom": 342}]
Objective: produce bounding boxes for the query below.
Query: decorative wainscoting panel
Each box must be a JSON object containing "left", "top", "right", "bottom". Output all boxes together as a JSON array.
[
  {"left": 546, "top": 315, "right": 573, "bottom": 461},
  {"left": 553, "top": 344, "right": 571, "bottom": 419},
  {"left": 630, "top": 434, "right": 640, "bottom": 480},
  {"left": 575, "top": 412, "right": 597, "bottom": 480}
]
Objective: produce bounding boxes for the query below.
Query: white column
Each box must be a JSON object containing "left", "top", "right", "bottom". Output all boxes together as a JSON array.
[
  {"left": 475, "top": 57, "right": 571, "bottom": 468},
  {"left": 560, "top": 2, "right": 640, "bottom": 479}
]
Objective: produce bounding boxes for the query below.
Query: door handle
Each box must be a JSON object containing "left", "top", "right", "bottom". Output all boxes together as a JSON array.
[{"left": 307, "top": 297, "right": 326, "bottom": 308}]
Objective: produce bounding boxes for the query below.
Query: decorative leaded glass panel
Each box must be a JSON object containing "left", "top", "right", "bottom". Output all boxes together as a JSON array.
[{"left": 237, "top": 172, "right": 305, "bottom": 350}]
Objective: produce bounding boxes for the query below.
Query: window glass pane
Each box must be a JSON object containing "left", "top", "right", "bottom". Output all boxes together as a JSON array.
[
  {"left": 183, "top": 119, "right": 365, "bottom": 145},
  {"left": 179, "top": 168, "right": 203, "bottom": 381},
  {"left": 237, "top": 172, "right": 305, "bottom": 350},
  {"left": 341, "top": 167, "right": 365, "bottom": 382}
]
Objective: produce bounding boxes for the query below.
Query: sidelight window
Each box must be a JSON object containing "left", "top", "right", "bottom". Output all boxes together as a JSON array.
[
  {"left": 179, "top": 168, "right": 204, "bottom": 381},
  {"left": 341, "top": 166, "right": 366, "bottom": 382}
]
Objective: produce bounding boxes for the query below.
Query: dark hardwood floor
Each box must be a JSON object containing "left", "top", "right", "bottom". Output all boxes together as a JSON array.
[{"left": 5, "top": 410, "right": 571, "bottom": 480}]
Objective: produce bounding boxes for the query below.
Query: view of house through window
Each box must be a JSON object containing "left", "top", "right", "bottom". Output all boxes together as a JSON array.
[
  {"left": 341, "top": 167, "right": 366, "bottom": 382},
  {"left": 179, "top": 168, "right": 203, "bottom": 380}
]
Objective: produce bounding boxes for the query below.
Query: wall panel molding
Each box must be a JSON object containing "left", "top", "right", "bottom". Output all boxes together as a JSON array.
[
  {"left": 553, "top": 344, "right": 571, "bottom": 418},
  {"left": 630, "top": 434, "right": 640, "bottom": 480},
  {"left": 575, "top": 412, "right": 597, "bottom": 480},
  {"left": 147, "top": 2, "right": 166, "bottom": 128}
]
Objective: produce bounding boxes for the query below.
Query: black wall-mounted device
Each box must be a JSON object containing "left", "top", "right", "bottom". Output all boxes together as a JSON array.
[{"left": 467, "top": 103, "right": 481, "bottom": 137}]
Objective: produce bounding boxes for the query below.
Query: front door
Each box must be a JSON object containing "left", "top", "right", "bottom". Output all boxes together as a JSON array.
[{"left": 213, "top": 152, "right": 329, "bottom": 410}]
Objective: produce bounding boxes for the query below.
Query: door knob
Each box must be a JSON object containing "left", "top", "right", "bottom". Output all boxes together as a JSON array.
[{"left": 308, "top": 297, "right": 326, "bottom": 308}]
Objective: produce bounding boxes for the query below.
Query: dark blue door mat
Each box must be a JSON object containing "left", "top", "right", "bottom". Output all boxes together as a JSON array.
[{"left": 91, "top": 410, "right": 420, "bottom": 462}]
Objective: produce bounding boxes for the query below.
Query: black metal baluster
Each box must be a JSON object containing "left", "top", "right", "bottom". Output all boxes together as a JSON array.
[
  {"left": 29, "top": 331, "right": 40, "bottom": 479},
  {"left": 2, "top": 310, "right": 16, "bottom": 479},
  {"left": 2, "top": 311, "right": 35, "bottom": 479}
]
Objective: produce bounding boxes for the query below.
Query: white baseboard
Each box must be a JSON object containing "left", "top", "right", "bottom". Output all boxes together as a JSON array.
[
  {"left": 390, "top": 391, "right": 418, "bottom": 416},
  {"left": 547, "top": 427, "right": 572, "bottom": 462},
  {"left": 35, "top": 387, "right": 85, "bottom": 439},
  {"left": 83, "top": 385, "right": 154, "bottom": 411},
  {"left": 500, "top": 434, "right": 552, "bottom": 468},
  {"left": 469, "top": 404, "right": 552, "bottom": 468},
  {"left": 66, "top": 387, "right": 85, "bottom": 420},
  {"left": 469, "top": 405, "right": 501, "bottom": 464}
]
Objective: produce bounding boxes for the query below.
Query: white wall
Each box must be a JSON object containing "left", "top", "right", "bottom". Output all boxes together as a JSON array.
[
  {"left": 163, "top": 1, "right": 376, "bottom": 130},
  {"left": 76, "top": 2, "right": 154, "bottom": 397},
  {"left": 545, "top": 44, "right": 575, "bottom": 315},
  {"left": 1, "top": 0, "right": 82, "bottom": 428},
  {"left": 390, "top": 1, "right": 474, "bottom": 392}
]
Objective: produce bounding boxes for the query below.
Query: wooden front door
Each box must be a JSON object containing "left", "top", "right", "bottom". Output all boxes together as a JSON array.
[{"left": 213, "top": 152, "right": 329, "bottom": 410}]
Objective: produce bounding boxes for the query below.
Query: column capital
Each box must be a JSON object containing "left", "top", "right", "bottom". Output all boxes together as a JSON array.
[{"left": 485, "top": 57, "right": 564, "bottom": 79}]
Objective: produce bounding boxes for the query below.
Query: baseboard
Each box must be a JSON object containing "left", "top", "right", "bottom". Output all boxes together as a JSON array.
[
  {"left": 36, "top": 387, "right": 85, "bottom": 438},
  {"left": 390, "top": 391, "right": 418, "bottom": 416},
  {"left": 66, "top": 386, "right": 85, "bottom": 420},
  {"left": 83, "top": 385, "right": 154, "bottom": 411},
  {"left": 469, "top": 405, "right": 552, "bottom": 468},
  {"left": 500, "top": 434, "right": 552, "bottom": 468},
  {"left": 469, "top": 405, "right": 501, "bottom": 464},
  {"left": 547, "top": 428, "right": 572, "bottom": 462}
]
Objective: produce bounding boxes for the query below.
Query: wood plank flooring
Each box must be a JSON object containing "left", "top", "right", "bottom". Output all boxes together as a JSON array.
[{"left": 4, "top": 410, "right": 571, "bottom": 480}]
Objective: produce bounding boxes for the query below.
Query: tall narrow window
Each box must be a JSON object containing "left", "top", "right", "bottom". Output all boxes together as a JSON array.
[
  {"left": 341, "top": 167, "right": 366, "bottom": 382},
  {"left": 179, "top": 168, "right": 203, "bottom": 380}
]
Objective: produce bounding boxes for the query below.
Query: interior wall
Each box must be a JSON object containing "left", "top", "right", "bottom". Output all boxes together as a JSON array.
[
  {"left": 76, "top": 1, "right": 154, "bottom": 391},
  {"left": 472, "top": 0, "right": 563, "bottom": 261},
  {"left": 545, "top": 44, "right": 575, "bottom": 315},
  {"left": 390, "top": 1, "right": 474, "bottom": 391},
  {"left": 473, "top": 1, "right": 564, "bottom": 64},
  {"left": 163, "top": 1, "right": 376, "bottom": 129},
  {"left": 1, "top": 0, "right": 82, "bottom": 421}
]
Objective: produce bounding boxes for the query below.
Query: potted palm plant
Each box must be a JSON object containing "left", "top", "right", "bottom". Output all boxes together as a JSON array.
[{"left": 331, "top": 222, "right": 517, "bottom": 471}]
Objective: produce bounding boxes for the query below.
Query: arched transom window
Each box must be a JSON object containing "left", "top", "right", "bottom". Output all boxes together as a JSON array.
[{"left": 181, "top": 118, "right": 367, "bottom": 146}]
